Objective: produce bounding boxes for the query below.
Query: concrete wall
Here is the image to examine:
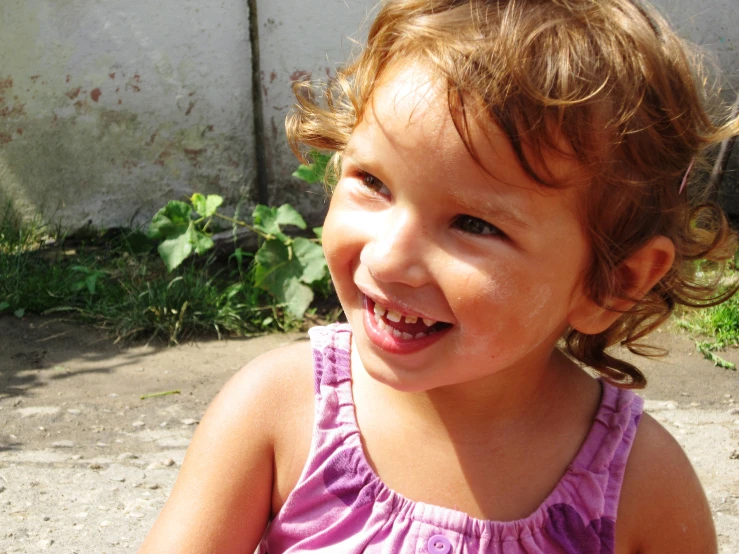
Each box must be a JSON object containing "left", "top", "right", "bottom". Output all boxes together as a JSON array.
[
  {"left": 0, "top": 0, "right": 255, "bottom": 229},
  {"left": 256, "top": 0, "right": 372, "bottom": 221},
  {"left": 652, "top": 0, "right": 739, "bottom": 210},
  {"left": 0, "top": 0, "right": 737, "bottom": 230},
  {"left": 655, "top": 0, "right": 739, "bottom": 90}
]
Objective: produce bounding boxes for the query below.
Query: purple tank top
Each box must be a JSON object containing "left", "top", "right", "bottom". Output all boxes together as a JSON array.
[{"left": 258, "top": 324, "right": 643, "bottom": 553}]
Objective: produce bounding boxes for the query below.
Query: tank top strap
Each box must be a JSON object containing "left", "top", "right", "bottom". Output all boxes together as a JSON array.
[
  {"left": 307, "top": 323, "right": 358, "bottom": 432},
  {"left": 568, "top": 381, "right": 644, "bottom": 521}
]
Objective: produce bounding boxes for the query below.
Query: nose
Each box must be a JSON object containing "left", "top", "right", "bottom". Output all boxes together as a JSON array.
[{"left": 359, "top": 209, "right": 430, "bottom": 287}]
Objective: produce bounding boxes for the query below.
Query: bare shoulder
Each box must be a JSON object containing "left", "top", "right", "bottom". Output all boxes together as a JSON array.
[
  {"left": 243, "top": 337, "right": 314, "bottom": 431},
  {"left": 226, "top": 337, "right": 314, "bottom": 416},
  {"left": 260, "top": 339, "right": 316, "bottom": 511},
  {"left": 183, "top": 337, "right": 314, "bottom": 451},
  {"left": 616, "top": 411, "right": 717, "bottom": 554},
  {"left": 213, "top": 338, "right": 315, "bottom": 511},
  {"left": 138, "top": 339, "right": 314, "bottom": 554}
]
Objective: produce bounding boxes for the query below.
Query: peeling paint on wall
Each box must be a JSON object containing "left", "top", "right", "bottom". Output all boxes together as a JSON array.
[
  {"left": 256, "top": 0, "right": 372, "bottom": 223},
  {"left": 0, "top": 0, "right": 256, "bottom": 230}
]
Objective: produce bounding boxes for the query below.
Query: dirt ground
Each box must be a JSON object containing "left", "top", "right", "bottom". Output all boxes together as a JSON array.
[{"left": 1, "top": 316, "right": 738, "bottom": 553}]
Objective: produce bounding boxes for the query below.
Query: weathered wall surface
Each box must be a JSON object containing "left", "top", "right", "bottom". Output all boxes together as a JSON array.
[
  {"left": 0, "top": 0, "right": 254, "bottom": 229},
  {"left": 654, "top": 0, "right": 738, "bottom": 91},
  {"left": 0, "top": 0, "right": 736, "bottom": 229},
  {"left": 651, "top": 0, "right": 739, "bottom": 209},
  {"left": 256, "top": 0, "right": 372, "bottom": 224}
]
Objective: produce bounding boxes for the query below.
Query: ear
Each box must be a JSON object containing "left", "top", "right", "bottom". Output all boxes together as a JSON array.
[{"left": 568, "top": 235, "right": 675, "bottom": 335}]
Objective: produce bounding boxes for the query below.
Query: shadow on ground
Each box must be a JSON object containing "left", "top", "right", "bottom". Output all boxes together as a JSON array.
[
  {"left": 0, "top": 315, "right": 305, "bottom": 401},
  {"left": 1, "top": 316, "right": 189, "bottom": 399},
  {"left": 0, "top": 315, "right": 307, "bottom": 455}
]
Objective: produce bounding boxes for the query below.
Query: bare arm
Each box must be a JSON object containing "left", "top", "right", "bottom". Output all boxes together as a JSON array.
[
  {"left": 138, "top": 347, "right": 295, "bottom": 554},
  {"left": 617, "top": 413, "right": 717, "bottom": 554}
]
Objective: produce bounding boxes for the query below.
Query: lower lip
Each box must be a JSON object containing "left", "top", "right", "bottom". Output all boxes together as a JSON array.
[{"left": 361, "top": 296, "right": 449, "bottom": 355}]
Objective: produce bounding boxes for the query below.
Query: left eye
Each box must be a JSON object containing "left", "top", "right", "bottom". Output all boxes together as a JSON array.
[{"left": 453, "top": 215, "right": 503, "bottom": 237}]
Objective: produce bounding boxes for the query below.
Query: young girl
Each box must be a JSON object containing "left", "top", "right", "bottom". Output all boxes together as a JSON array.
[{"left": 140, "top": 1, "right": 739, "bottom": 552}]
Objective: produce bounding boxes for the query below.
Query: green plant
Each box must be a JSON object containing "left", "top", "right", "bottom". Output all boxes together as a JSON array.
[
  {"left": 674, "top": 272, "right": 739, "bottom": 369},
  {"left": 147, "top": 198, "right": 327, "bottom": 319},
  {"left": 70, "top": 265, "right": 107, "bottom": 295},
  {"left": 292, "top": 151, "right": 333, "bottom": 184},
  {"left": 695, "top": 340, "right": 736, "bottom": 370},
  {"left": 0, "top": 206, "right": 75, "bottom": 318},
  {"left": 0, "top": 155, "right": 337, "bottom": 343},
  {"left": 147, "top": 151, "right": 332, "bottom": 319}
]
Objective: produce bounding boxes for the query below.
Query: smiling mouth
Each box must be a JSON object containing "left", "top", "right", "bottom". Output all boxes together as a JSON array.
[{"left": 368, "top": 298, "right": 453, "bottom": 340}]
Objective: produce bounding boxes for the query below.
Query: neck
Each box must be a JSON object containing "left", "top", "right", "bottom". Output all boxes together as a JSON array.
[
  {"left": 434, "top": 349, "right": 578, "bottom": 436},
  {"left": 352, "top": 345, "right": 590, "bottom": 442}
]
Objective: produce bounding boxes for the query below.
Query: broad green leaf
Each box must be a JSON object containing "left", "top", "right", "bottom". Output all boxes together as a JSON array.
[
  {"left": 252, "top": 206, "right": 288, "bottom": 241},
  {"left": 283, "top": 277, "right": 314, "bottom": 318},
  {"left": 312, "top": 226, "right": 323, "bottom": 241},
  {"left": 0, "top": 301, "right": 9, "bottom": 312},
  {"left": 190, "top": 227, "right": 214, "bottom": 256},
  {"left": 292, "top": 151, "right": 332, "bottom": 184},
  {"left": 275, "top": 204, "right": 307, "bottom": 229},
  {"left": 191, "top": 193, "right": 207, "bottom": 215},
  {"left": 191, "top": 193, "right": 223, "bottom": 218},
  {"left": 148, "top": 201, "right": 193, "bottom": 240},
  {"left": 292, "top": 164, "right": 321, "bottom": 184},
  {"left": 14, "top": 308, "right": 25, "bottom": 319},
  {"left": 254, "top": 238, "right": 324, "bottom": 318},
  {"left": 205, "top": 195, "right": 224, "bottom": 217},
  {"left": 252, "top": 204, "right": 306, "bottom": 241},
  {"left": 292, "top": 237, "right": 327, "bottom": 284},
  {"left": 254, "top": 239, "right": 299, "bottom": 292},
  {"left": 254, "top": 239, "right": 315, "bottom": 317},
  {"left": 158, "top": 225, "right": 194, "bottom": 271}
]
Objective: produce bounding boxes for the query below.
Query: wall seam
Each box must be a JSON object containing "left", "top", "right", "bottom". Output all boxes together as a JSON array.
[{"left": 248, "top": 0, "right": 269, "bottom": 205}]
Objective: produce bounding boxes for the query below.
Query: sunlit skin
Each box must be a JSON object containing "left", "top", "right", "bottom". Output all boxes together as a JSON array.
[
  {"left": 137, "top": 61, "right": 716, "bottom": 554},
  {"left": 323, "top": 62, "right": 598, "bottom": 403},
  {"left": 318, "top": 61, "right": 621, "bottom": 525}
]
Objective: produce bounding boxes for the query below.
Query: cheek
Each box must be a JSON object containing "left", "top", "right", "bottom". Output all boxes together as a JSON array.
[
  {"left": 322, "top": 230, "right": 351, "bottom": 290},
  {"left": 322, "top": 197, "right": 371, "bottom": 285},
  {"left": 322, "top": 197, "right": 353, "bottom": 265},
  {"left": 450, "top": 265, "right": 558, "bottom": 337},
  {"left": 518, "top": 285, "right": 555, "bottom": 326},
  {"left": 447, "top": 269, "right": 513, "bottom": 338},
  {"left": 450, "top": 263, "right": 515, "bottom": 313}
]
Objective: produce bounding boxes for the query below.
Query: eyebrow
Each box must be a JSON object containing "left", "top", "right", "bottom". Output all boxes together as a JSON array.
[
  {"left": 450, "top": 191, "right": 531, "bottom": 230},
  {"left": 342, "top": 145, "right": 372, "bottom": 168}
]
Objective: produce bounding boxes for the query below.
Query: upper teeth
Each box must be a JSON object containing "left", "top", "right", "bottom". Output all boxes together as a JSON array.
[
  {"left": 386, "top": 310, "right": 402, "bottom": 323},
  {"left": 373, "top": 302, "right": 437, "bottom": 326}
]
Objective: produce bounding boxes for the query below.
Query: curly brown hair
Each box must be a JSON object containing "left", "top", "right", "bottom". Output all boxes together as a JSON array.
[{"left": 286, "top": 0, "right": 739, "bottom": 388}]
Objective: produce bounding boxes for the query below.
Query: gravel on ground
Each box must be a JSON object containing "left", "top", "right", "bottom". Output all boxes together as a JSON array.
[{"left": 1, "top": 317, "right": 737, "bottom": 553}]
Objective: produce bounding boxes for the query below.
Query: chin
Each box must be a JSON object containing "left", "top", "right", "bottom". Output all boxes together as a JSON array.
[{"left": 352, "top": 346, "right": 441, "bottom": 393}]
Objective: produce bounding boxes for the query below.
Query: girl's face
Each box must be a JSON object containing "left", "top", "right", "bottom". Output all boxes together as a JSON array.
[{"left": 323, "top": 63, "right": 593, "bottom": 393}]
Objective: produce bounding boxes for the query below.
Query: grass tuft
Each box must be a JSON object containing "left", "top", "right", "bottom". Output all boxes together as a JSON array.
[
  {"left": 674, "top": 267, "right": 739, "bottom": 370},
  {"left": 0, "top": 210, "right": 339, "bottom": 343}
]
